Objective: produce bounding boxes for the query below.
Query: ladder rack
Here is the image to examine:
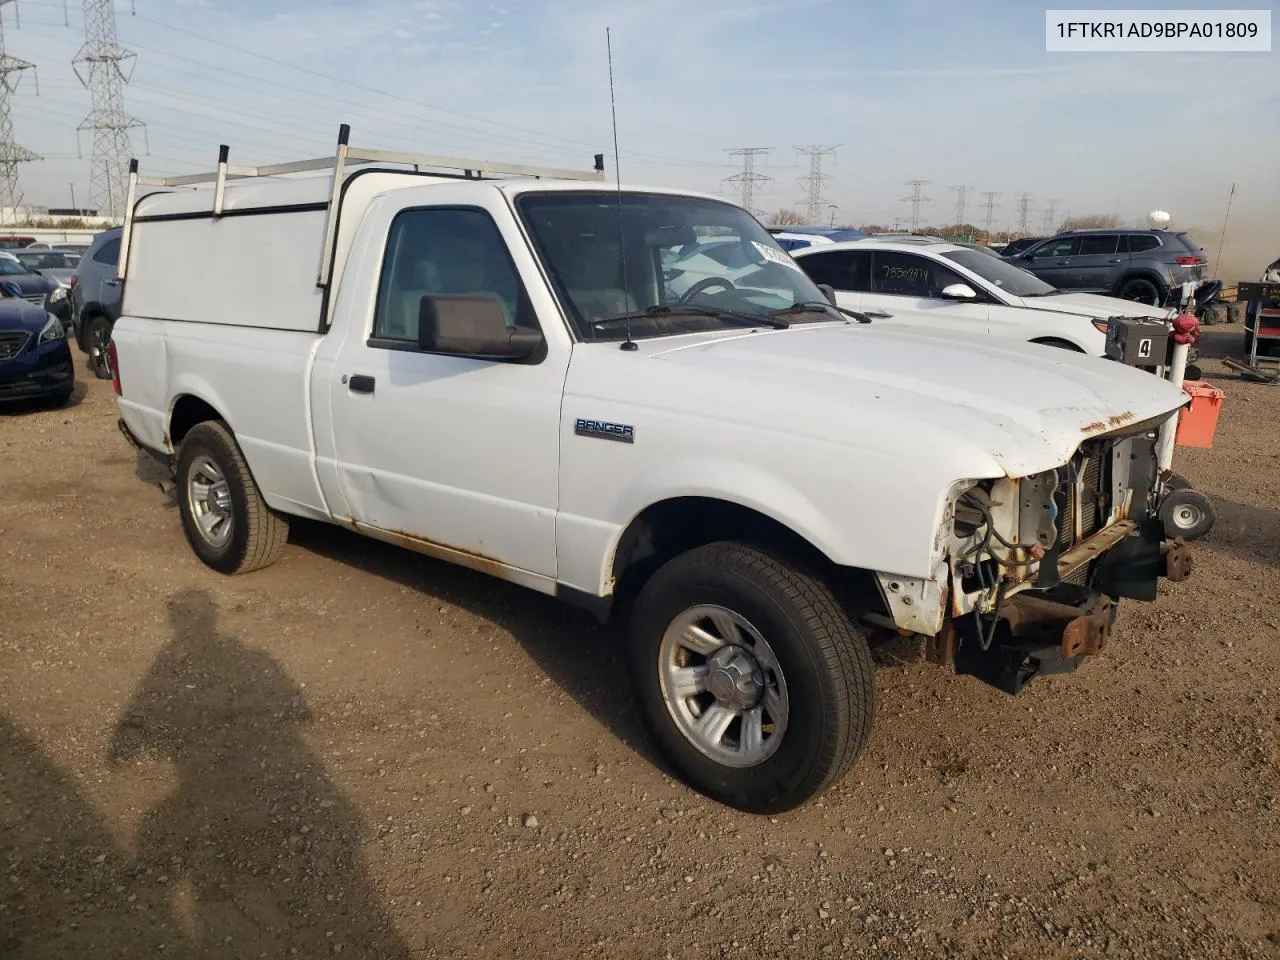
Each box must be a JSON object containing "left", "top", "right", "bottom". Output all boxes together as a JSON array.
[{"left": 118, "top": 123, "right": 606, "bottom": 287}]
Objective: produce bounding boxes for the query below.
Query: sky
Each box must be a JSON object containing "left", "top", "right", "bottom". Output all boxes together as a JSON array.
[{"left": 2, "top": 0, "right": 1277, "bottom": 273}]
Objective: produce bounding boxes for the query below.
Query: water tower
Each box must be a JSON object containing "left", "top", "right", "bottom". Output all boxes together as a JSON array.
[{"left": 1147, "top": 210, "right": 1171, "bottom": 229}]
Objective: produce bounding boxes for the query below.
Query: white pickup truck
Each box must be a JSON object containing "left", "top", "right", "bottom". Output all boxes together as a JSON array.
[{"left": 112, "top": 128, "right": 1194, "bottom": 813}]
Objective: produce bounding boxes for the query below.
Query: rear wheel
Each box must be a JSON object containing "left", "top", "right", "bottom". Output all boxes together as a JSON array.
[
  {"left": 85, "top": 316, "right": 113, "bottom": 380},
  {"left": 627, "top": 541, "right": 874, "bottom": 814},
  {"left": 176, "top": 421, "right": 289, "bottom": 574},
  {"left": 1117, "top": 276, "right": 1163, "bottom": 305}
]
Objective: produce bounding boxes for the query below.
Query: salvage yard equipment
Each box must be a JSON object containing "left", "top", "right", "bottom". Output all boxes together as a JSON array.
[
  {"left": 111, "top": 124, "right": 1196, "bottom": 813},
  {"left": 1224, "top": 281, "right": 1280, "bottom": 384}
]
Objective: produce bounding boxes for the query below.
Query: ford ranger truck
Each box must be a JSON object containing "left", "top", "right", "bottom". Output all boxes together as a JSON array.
[{"left": 110, "top": 129, "right": 1194, "bottom": 814}]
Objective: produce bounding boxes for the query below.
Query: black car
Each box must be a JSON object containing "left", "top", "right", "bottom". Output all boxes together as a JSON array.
[
  {"left": 0, "top": 291, "right": 74, "bottom": 406},
  {"left": 69, "top": 227, "right": 122, "bottom": 379},
  {"left": 1000, "top": 236, "right": 1045, "bottom": 258},
  {"left": 1003, "top": 228, "right": 1209, "bottom": 304},
  {"left": 0, "top": 255, "right": 58, "bottom": 308}
]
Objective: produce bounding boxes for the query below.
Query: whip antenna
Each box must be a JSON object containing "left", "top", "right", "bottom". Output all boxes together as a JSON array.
[{"left": 606, "top": 27, "right": 636, "bottom": 352}]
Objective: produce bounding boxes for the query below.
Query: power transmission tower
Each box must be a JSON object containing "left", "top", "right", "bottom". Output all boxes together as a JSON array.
[
  {"left": 795, "top": 144, "right": 838, "bottom": 224},
  {"left": 1016, "top": 192, "right": 1033, "bottom": 235},
  {"left": 1042, "top": 198, "right": 1059, "bottom": 234},
  {"left": 901, "top": 179, "right": 931, "bottom": 232},
  {"left": 75, "top": 0, "right": 144, "bottom": 220},
  {"left": 981, "top": 191, "right": 1000, "bottom": 238},
  {"left": 949, "top": 184, "right": 973, "bottom": 228},
  {"left": 0, "top": 1, "right": 39, "bottom": 216},
  {"left": 723, "top": 147, "right": 771, "bottom": 216}
]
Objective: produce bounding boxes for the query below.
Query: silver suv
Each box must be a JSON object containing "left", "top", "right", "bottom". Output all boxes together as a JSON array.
[
  {"left": 1004, "top": 228, "right": 1208, "bottom": 304},
  {"left": 68, "top": 227, "right": 122, "bottom": 380}
]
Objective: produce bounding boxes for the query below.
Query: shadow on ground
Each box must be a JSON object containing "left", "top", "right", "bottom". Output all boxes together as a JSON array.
[
  {"left": 288, "top": 520, "right": 663, "bottom": 770},
  {"left": 0, "top": 379, "right": 88, "bottom": 416},
  {"left": 1202, "top": 496, "right": 1280, "bottom": 567},
  {"left": 1, "top": 588, "right": 415, "bottom": 958}
]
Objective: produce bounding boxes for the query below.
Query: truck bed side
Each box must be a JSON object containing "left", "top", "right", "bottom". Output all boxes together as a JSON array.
[{"left": 112, "top": 316, "right": 332, "bottom": 521}]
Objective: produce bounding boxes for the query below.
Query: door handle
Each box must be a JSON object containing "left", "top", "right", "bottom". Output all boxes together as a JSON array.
[
  {"left": 1108, "top": 258, "right": 1123, "bottom": 263},
  {"left": 862, "top": 310, "right": 892, "bottom": 319},
  {"left": 104, "top": 279, "right": 120, "bottom": 287},
  {"left": 347, "top": 374, "right": 375, "bottom": 394}
]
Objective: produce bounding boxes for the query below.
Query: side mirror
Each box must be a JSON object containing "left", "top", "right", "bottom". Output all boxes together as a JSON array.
[
  {"left": 939, "top": 283, "right": 979, "bottom": 301},
  {"left": 817, "top": 282, "right": 837, "bottom": 306},
  {"left": 418, "top": 294, "right": 543, "bottom": 360}
]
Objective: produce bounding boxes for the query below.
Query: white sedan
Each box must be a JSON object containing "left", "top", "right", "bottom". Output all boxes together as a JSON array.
[{"left": 792, "top": 237, "right": 1177, "bottom": 355}]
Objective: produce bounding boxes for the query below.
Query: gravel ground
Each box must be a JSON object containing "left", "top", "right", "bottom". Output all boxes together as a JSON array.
[{"left": 2, "top": 330, "right": 1278, "bottom": 959}]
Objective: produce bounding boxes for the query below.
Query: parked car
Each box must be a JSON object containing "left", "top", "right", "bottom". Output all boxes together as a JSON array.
[
  {"left": 1003, "top": 228, "right": 1208, "bottom": 304},
  {"left": 53, "top": 242, "right": 90, "bottom": 258},
  {"left": 766, "top": 226, "right": 867, "bottom": 251},
  {"left": 0, "top": 234, "right": 37, "bottom": 250},
  {"left": 112, "top": 138, "right": 1193, "bottom": 814},
  {"left": 12, "top": 250, "right": 79, "bottom": 325},
  {"left": 0, "top": 289, "right": 74, "bottom": 406},
  {"left": 68, "top": 227, "right": 122, "bottom": 379},
  {"left": 0, "top": 256, "right": 59, "bottom": 310},
  {"left": 1000, "top": 236, "right": 1046, "bottom": 258},
  {"left": 792, "top": 237, "right": 1177, "bottom": 354}
]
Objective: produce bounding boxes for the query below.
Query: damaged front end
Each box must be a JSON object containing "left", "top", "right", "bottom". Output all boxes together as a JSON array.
[{"left": 874, "top": 415, "right": 1193, "bottom": 694}]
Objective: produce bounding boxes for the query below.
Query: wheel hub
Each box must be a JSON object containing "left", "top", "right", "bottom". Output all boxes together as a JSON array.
[
  {"left": 209, "top": 480, "right": 232, "bottom": 518},
  {"left": 705, "top": 645, "right": 764, "bottom": 710}
]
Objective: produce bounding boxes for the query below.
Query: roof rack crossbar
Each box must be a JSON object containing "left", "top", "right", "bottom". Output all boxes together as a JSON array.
[{"left": 119, "top": 124, "right": 607, "bottom": 313}]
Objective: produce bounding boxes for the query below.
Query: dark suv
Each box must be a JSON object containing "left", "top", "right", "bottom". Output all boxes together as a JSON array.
[
  {"left": 69, "top": 227, "right": 122, "bottom": 379},
  {"left": 1003, "top": 229, "right": 1208, "bottom": 304}
]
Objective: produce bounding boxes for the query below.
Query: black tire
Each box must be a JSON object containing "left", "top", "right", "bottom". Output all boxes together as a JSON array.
[
  {"left": 85, "top": 315, "right": 113, "bottom": 380},
  {"left": 1030, "top": 337, "right": 1084, "bottom": 352},
  {"left": 1117, "top": 276, "right": 1163, "bottom": 305},
  {"left": 1165, "top": 473, "right": 1192, "bottom": 492},
  {"left": 627, "top": 541, "right": 874, "bottom": 814},
  {"left": 1159, "top": 488, "right": 1216, "bottom": 541},
  {"left": 175, "top": 420, "right": 289, "bottom": 574}
]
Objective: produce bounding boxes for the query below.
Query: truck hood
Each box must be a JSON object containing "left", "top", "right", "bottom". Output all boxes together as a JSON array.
[
  {"left": 647, "top": 323, "right": 1187, "bottom": 478},
  {"left": 1012, "top": 291, "right": 1175, "bottom": 321}
]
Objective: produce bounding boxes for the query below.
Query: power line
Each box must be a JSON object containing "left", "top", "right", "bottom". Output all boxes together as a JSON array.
[
  {"left": 949, "top": 184, "right": 974, "bottom": 227},
  {"left": 75, "top": 0, "right": 143, "bottom": 219},
  {"left": 723, "top": 147, "right": 771, "bottom": 215},
  {"left": 1016, "top": 192, "right": 1033, "bottom": 235},
  {"left": 981, "top": 191, "right": 1000, "bottom": 238},
  {"left": 901, "top": 179, "right": 931, "bottom": 232},
  {"left": 0, "top": 0, "right": 39, "bottom": 211},
  {"left": 1042, "top": 198, "right": 1059, "bottom": 234},
  {"left": 795, "top": 143, "right": 838, "bottom": 225}
]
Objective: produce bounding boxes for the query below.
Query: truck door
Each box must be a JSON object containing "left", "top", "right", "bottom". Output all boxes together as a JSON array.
[{"left": 319, "top": 189, "right": 567, "bottom": 580}]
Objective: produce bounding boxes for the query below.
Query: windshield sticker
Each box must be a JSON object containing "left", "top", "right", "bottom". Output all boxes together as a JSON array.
[{"left": 751, "top": 241, "right": 805, "bottom": 273}]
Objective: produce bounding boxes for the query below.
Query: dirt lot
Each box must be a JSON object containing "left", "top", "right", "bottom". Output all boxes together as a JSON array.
[{"left": 2, "top": 328, "right": 1278, "bottom": 959}]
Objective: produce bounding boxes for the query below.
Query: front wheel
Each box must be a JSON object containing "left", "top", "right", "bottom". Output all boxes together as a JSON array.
[
  {"left": 627, "top": 542, "right": 874, "bottom": 814},
  {"left": 176, "top": 421, "right": 290, "bottom": 574}
]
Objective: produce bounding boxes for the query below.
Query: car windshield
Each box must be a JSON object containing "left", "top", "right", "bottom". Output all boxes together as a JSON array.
[
  {"left": 0, "top": 259, "right": 29, "bottom": 276},
  {"left": 15, "top": 252, "right": 75, "bottom": 269},
  {"left": 515, "top": 191, "right": 835, "bottom": 341},
  {"left": 941, "top": 249, "right": 1058, "bottom": 297}
]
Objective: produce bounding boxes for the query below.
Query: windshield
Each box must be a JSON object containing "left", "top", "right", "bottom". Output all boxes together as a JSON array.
[
  {"left": 15, "top": 252, "right": 75, "bottom": 270},
  {"left": 515, "top": 191, "right": 832, "bottom": 340},
  {"left": 0, "top": 259, "right": 29, "bottom": 276},
  {"left": 941, "top": 249, "right": 1057, "bottom": 297}
]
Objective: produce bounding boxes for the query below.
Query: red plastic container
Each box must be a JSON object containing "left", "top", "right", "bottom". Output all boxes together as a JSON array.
[{"left": 1174, "top": 380, "right": 1224, "bottom": 448}]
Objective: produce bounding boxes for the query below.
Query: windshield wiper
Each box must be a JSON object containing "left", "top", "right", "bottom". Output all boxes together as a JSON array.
[
  {"left": 587, "top": 304, "right": 790, "bottom": 331},
  {"left": 769, "top": 301, "right": 873, "bottom": 324}
]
